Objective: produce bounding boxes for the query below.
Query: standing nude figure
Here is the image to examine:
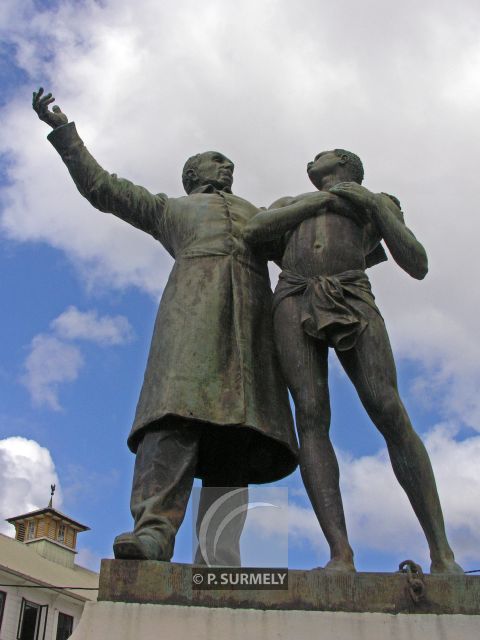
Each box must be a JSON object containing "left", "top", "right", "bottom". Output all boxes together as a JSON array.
[{"left": 244, "top": 149, "right": 463, "bottom": 574}]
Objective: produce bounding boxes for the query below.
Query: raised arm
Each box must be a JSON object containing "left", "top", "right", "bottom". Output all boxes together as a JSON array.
[
  {"left": 330, "top": 182, "right": 428, "bottom": 280},
  {"left": 243, "top": 191, "right": 334, "bottom": 245},
  {"left": 32, "top": 88, "right": 166, "bottom": 241}
]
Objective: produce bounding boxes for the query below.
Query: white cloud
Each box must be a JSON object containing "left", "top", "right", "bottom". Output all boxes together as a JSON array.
[
  {"left": 1, "top": 1, "right": 479, "bottom": 430},
  {"left": 1, "top": 0, "right": 480, "bottom": 565},
  {"left": 343, "top": 424, "right": 480, "bottom": 568},
  {"left": 51, "top": 305, "right": 133, "bottom": 345},
  {"left": 0, "top": 437, "right": 61, "bottom": 536},
  {"left": 288, "top": 423, "right": 480, "bottom": 570},
  {"left": 20, "top": 334, "right": 84, "bottom": 411},
  {"left": 21, "top": 306, "right": 133, "bottom": 409},
  {"left": 373, "top": 272, "right": 480, "bottom": 431},
  {"left": 288, "top": 501, "right": 330, "bottom": 560},
  {"left": 424, "top": 424, "right": 480, "bottom": 552}
]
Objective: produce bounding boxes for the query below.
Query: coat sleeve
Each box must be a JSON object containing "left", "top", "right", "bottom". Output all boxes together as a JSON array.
[{"left": 47, "top": 122, "right": 172, "bottom": 248}]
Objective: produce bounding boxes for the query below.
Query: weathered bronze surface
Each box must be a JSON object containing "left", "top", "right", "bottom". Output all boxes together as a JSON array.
[
  {"left": 32, "top": 88, "right": 296, "bottom": 563},
  {"left": 98, "top": 560, "right": 480, "bottom": 615},
  {"left": 32, "top": 89, "right": 464, "bottom": 576},
  {"left": 244, "top": 150, "right": 462, "bottom": 575}
]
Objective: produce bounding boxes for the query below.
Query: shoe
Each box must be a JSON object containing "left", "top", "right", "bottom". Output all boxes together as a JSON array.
[{"left": 113, "top": 531, "right": 159, "bottom": 560}]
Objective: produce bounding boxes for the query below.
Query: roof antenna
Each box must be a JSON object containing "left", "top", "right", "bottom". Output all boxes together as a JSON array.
[{"left": 48, "top": 484, "right": 56, "bottom": 508}]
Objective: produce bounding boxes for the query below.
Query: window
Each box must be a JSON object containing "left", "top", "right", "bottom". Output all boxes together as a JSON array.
[
  {"left": 57, "top": 525, "right": 65, "bottom": 543},
  {"left": 26, "top": 521, "right": 36, "bottom": 540},
  {"left": 0, "top": 591, "right": 6, "bottom": 632},
  {"left": 17, "top": 522, "right": 26, "bottom": 542},
  {"left": 17, "top": 599, "right": 48, "bottom": 640},
  {"left": 56, "top": 613, "right": 74, "bottom": 640}
]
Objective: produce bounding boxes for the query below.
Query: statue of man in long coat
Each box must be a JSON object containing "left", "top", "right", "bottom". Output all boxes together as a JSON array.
[{"left": 32, "top": 88, "right": 297, "bottom": 563}]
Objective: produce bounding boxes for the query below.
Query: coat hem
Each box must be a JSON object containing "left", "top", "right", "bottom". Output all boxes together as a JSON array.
[{"left": 127, "top": 412, "right": 298, "bottom": 484}]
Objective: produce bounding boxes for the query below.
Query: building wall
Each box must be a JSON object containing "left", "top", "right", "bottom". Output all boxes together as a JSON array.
[
  {"left": 25, "top": 540, "right": 76, "bottom": 569},
  {"left": 0, "top": 569, "right": 85, "bottom": 640}
]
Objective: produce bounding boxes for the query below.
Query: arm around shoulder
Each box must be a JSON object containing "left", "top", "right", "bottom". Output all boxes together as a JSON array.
[{"left": 243, "top": 192, "right": 332, "bottom": 245}]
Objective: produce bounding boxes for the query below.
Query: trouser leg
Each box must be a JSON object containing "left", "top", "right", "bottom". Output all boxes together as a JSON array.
[
  {"left": 194, "top": 485, "right": 249, "bottom": 566},
  {"left": 130, "top": 426, "right": 199, "bottom": 560},
  {"left": 194, "top": 428, "right": 250, "bottom": 566}
]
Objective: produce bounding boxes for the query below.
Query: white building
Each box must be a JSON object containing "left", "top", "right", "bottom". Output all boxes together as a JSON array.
[{"left": 0, "top": 503, "right": 99, "bottom": 640}]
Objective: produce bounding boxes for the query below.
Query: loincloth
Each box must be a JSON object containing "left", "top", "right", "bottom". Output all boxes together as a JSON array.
[{"left": 273, "top": 269, "right": 381, "bottom": 351}]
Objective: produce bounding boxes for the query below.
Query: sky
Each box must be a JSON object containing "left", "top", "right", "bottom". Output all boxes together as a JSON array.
[{"left": 1, "top": 0, "right": 480, "bottom": 575}]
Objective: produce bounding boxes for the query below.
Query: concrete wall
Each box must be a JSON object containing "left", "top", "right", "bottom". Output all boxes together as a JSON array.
[
  {"left": 72, "top": 601, "right": 479, "bottom": 640},
  {"left": 26, "top": 539, "right": 76, "bottom": 569}
]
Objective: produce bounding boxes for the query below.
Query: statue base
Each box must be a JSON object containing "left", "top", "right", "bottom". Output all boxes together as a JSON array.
[
  {"left": 69, "top": 561, "right": 479, "bottom": 640},
  {"left": 98, "top": 559, "right": 479, "bottom": 615}
]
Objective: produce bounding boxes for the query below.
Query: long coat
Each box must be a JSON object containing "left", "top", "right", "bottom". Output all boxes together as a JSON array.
[{"left": 48, "top": 123, "right": 297, "bottom": 483}]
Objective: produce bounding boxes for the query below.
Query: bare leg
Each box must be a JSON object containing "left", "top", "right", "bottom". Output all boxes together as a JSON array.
[
  {"left": 336, "top": 303, "right": 462, "bottom": 574},
  {"left": 275, "top": 296, "right": 355, "bottom": 571}
]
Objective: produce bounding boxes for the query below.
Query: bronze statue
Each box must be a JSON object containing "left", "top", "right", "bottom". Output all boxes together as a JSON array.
[
  {"left": 244, "top": 149, "right": 463, "bottom": 574},
  {"left": 32, "top": 88, "right": 297, "bottom": 563}
]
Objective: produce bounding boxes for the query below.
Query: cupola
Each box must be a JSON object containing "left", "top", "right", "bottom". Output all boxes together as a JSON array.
[{"left": 6, "top": 485, "right": 89, "bottom": 569}]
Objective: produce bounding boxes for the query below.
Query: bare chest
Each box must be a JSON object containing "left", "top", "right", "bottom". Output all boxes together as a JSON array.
[{"left": 282, "top": 213, "right": 367, "bottom": 276}]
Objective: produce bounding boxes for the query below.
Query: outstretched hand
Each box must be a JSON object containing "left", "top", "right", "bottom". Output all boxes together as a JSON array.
[
  {"left": 329, "top": 182, "right": 376, "bottom": 211},
  {"left": 32, "top": 87, "right": 68, "bottom": 129}
]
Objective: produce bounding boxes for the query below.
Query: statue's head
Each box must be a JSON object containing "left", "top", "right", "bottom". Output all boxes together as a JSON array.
[
  {"left": 307, "top": 149, "right": 364, "bottom": 189},
  {"left": 182, "top": 151, "right": 234, "bottom": 194}
]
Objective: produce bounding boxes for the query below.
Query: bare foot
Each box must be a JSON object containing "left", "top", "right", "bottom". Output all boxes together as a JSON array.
[
  {"left": 324, "top": 558, "right": 356, "bottom": 573},
  {"left": 430, "top": 559, "right": 464, "bottom": 575}
]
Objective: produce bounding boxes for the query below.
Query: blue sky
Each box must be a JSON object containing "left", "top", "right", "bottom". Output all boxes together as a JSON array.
[{"left": 1, "top": 0, "right": 480, "bottom": 574}]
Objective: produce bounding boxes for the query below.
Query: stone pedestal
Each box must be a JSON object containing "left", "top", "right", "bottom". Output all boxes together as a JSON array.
[
  {"left": 99, "top": 560, "right": 479, "bottom": 614},
  {"left": 70, "top": 561, "right": 480, "bottom": 640},
  {"left": 71, "top": 601, "right": 479, "bottom": 640}
]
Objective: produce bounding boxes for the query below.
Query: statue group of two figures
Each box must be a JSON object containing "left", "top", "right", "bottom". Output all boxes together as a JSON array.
[{"left": 33, "top": 88, "right": 463, "bottom": 574}]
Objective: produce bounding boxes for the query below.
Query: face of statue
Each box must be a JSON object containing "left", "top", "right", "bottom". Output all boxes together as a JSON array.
[
  {"left": 307, "top": 150, "right": 346, "bottom": 189},
  {"left": 192, "top": 151, "right": 234, "bottom": 191}
]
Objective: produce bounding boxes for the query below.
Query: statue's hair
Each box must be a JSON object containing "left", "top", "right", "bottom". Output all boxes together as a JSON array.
[
  {"left": 334, "top": 149, "right": 364, "bottom": 184},
  {"left": 182, "top": 153, "right": 202, "bottom": 194}
]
